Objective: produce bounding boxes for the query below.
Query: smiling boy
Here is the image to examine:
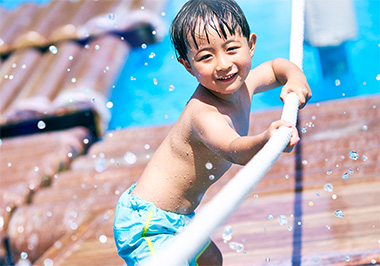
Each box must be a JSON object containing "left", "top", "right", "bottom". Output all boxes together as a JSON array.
[{"left": 114, "top": 0, "right": 311, "bottom": 265}]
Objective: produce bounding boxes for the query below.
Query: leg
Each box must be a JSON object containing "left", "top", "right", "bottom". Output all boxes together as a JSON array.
[{"left": 196, "top": 240, "right": 223, "bottom": 266}]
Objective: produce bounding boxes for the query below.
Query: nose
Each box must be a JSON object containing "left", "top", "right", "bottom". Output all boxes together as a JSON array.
[{"left": 215, "top": 54, "right": 232, "bottom": 72}]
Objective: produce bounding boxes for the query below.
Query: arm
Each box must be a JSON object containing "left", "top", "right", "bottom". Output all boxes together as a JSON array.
[
  {"left": 192, "top": 110, "right": 299, "bottom": 165},
  {"left": 247, "top": 58, "right": 312, "bottom": 109}
]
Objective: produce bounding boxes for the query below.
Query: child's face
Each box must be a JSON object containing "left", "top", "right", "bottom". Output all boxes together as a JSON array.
[{"left": 179, "top": 20, "right": 256, "bottom": 97}]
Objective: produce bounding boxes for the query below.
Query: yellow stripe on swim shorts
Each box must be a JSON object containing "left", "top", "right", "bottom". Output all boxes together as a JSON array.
[
  {"left": 195, "top": 239, "right": 211, "bottom": 266},
  {"left": 142, "top": 211, "right": 156, "bottom": 258}
]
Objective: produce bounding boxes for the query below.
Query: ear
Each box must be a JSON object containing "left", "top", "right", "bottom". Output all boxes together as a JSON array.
[
  {"left": 248, "top": 33, "right": 257, "bottom": 58},
  {"left": 178, "top": 57, "right": 195, "bottom": 76}
]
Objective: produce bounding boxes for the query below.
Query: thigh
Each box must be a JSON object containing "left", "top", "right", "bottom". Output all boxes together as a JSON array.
[{"left": 195, "top": 240, "right": 223, "bottom": 266}]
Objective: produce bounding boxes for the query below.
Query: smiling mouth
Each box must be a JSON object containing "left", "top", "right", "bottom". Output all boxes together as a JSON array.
[{"left": 217, "top": 73, "right": 237, "bottom": 82}]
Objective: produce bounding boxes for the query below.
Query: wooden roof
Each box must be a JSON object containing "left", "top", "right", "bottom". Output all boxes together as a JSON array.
[{"left": 0, "top": 0, "right": 167, "bottom": 136}]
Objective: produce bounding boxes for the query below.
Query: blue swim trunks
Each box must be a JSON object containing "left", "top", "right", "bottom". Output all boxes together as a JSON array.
[{"left": 113, "top": 183, "right": 210, "bottom": 265}]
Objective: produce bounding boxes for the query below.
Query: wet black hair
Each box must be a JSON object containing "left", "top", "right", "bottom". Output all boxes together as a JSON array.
[{"left": 170, "top": 0, "right": 251, "bottom": 62}]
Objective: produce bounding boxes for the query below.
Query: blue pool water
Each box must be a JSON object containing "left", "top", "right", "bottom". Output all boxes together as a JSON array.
[{"left": 108, "top": 0, "right": 379, "bottom": 129}]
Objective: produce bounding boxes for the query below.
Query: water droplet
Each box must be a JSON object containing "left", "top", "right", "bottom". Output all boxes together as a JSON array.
[
  {"left": 302, "top": 160, "right": 308, "bottom": 165},
  {"left": 49, "top": 45, "right": 58, "bottom": 54},
  {"left": 205, "top": 162, "right": 213, "bottom": 170},
  {"left": 106, "top": 101, "right": 113, "bottom": 108},
  {"left": 37, "top": 120, "right": 46, "bottom": 129},
  {"left": 44, "top": 258, "right": 54, "bottom": 266},
  {"left": 285, "top": 174, "right": 289, "bottom": 179},
  {"left": 222, "top": 226, "right": 232, "bottom": 243},
  {"left": 308, "top": 201, "right": 314, "bottom": 207},
  {"left": 124, "top": 151, "right": 137, "bottom": 164},
  {"left": 99, "top": 235, "right": 107, "bottom": 243},
  {"left": 342, "top": 172, "right": 349, "bottom": 179},
  {"left": 345, "top": 256, "right": 350, "bottom": 262},
  {"left": 95, "top": 158, "right": 106, "bottom": 173},
  {"left": 22, "top": 64, "right": 27, "bottom": 69},
  {"left": 109, "top": 13, "right": 115, "bottom": 20},
  {"left": 20, "top": 252, "right": 28, "bottom": 260},
  {"left": 362, "top": 155, "right": 368, "bottom": 161},
  {"left": 95, "top": 45, "right": 100, "bottom": 50},
  {"left": 278, "top": 215, "right": 288, "bottom": 226},
  {"left": 209, "top": 174, "right": 215, "bottom": 180},
  {"left": 68, "top": 55, "right": 73, "bottom": 60},
  {"left": 371, "top": 259, "right": 377, "bottom": 264},
  {"left": 324, "top": 183, "right": 333, "bottom": 192},
  {"left": 34, "top": 166, "right": 39, "bottom": 172},
  {"left": 267, "top": 215, "right": 273, "bottom": 221},
  {"left": 335, "top": 79, "right": 341, "bottom": 86},
  {"left": 332, "top": 194, "right": 337, "bottom": 200},
  {"left": 301, "top": 127, "right": 307, "bottom": 133},
  {"left": 265, "top": 257, "right": 270, "bottom": 263},
  {"left": 288, "top": 226, "right": 292, "bottom": 231},
  {"left": 362, "top": 125, "right": 368, "bottom": 130},
  {"left": 326, "top": 225, "right": 331, "bottom": 230},
  {"left": 153, "top": 78, "right": 158, "bottom": 85},
  {"left": 349, "top": 151, "right": 359, "bottom": 160},
  {"left": 161, "top": 12, "right": 166, "bottom": 16},
  {"left": 71, "top": 78, "right": 76, "bottom": 83},
  {"left": 141, "top": 43, "right": 147, "bottom": 49},
  {"left": 334, "top": 210, "right": 344, "bottom": 218},
  {"left": 229, "top": 242, "right": 244, "bottom": 252},
  {"left": 169, "top": 84, "right": 175, "bottom": 91},
  {"left": 326, "top": 170, "right": 332, "bottom": 175},
  {"left": 348, "top": 169, "right": 354, "bottom": 174}
]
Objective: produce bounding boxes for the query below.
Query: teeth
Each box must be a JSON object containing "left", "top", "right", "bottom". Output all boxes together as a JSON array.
[{"left": 220, "top": 74, "right": 234, "bottom": 80}]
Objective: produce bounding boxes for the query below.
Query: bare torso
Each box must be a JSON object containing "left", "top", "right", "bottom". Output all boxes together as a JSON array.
[{"left": 132, "top": 85, "right": 251, "bottom": 214}]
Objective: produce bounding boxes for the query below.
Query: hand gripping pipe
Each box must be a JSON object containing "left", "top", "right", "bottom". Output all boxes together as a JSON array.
[{"left": 143, "top": 93, "right": 300, "bottom": 266}]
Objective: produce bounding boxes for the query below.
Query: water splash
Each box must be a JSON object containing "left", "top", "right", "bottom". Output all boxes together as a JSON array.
[
  {"left": 37, "top": 120, "right": 46, "bottom": 130},
  {"left": 278, "top": 215, "right": 288, "bottom": 226},
  {"left": 124, "top": 152, "right": 137, "bottom": 165},
  {"left": 324, "top": 183, "right": 333, "bottom": 192},
  {"left": 222, "top": 225, "right": 232, "bottom": 243},
  {"left": 99, "top": 235, "right": 107, "bottom": 243},
  {"left": 205, "top": 162, "right": 213, "bottom": 170},
  {"left": 20, "top": 252, "right": 28, "bottom": 260},
  {"left": 49, "top": 45, "right": 58, "bottom": 54},
  {"left": 348, "top": 151, "right": 359, "bottom": 160},
  {"left": 334, "top": 210, "right": 344, "bottom": 218},
  {"left": 229, "top": 242, "right": 244, "bottom": 252}
]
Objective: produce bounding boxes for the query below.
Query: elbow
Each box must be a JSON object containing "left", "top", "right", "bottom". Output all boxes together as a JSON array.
[{"left": 228, "top": 152, "right": 251, "bottom": 166}]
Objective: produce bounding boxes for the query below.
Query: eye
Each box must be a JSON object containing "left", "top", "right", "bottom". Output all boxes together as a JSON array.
[
  {"left": 199, "top": 54, "right": 212, "bottom": 61},
  {"left": 227, "top": 46, "right": 239, "bottom": 52}
]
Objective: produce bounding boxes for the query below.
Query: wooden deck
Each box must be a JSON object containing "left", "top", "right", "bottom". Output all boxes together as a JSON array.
[{"left": 1, "top": 95, "right": 378, "bottom": 265}]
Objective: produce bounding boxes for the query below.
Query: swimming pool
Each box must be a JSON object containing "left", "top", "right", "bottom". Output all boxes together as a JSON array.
[{"left": 108, "top": 0, "right": 379, "bottom": 130}]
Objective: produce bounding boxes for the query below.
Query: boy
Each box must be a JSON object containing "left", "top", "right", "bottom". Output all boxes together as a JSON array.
[{"left": 114, "top": 0, "right": 311, "bottom": 265}]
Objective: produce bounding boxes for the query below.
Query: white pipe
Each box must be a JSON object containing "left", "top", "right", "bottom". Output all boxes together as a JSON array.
[
  {"left": 144, "top": 93, "right": 300, "bottom": 266},
  {"left": 289, "top": 0, "right": 305, "bottom": 70}
]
